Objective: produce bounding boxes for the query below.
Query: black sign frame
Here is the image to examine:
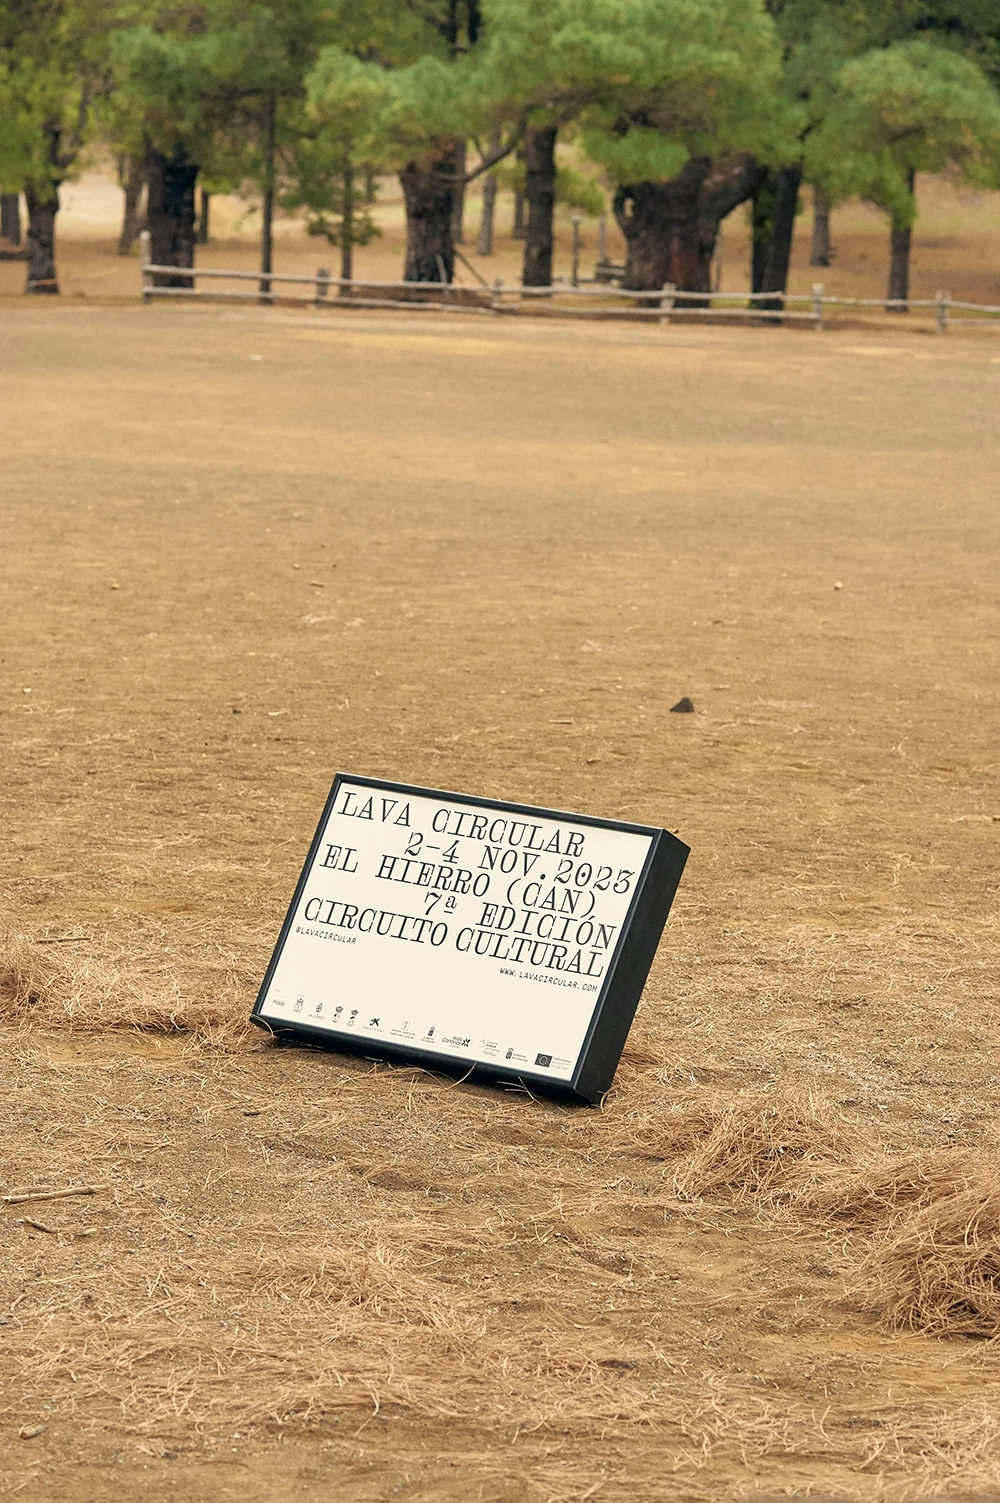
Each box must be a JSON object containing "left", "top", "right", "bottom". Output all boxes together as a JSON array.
[{"left": 250, "top": 774, "right": 688, "bottom": 1104}]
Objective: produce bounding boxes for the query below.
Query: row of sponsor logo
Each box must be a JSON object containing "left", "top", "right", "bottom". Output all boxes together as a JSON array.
[{"left": 266, "top": 994, "right": 571, "bottom": 1070}]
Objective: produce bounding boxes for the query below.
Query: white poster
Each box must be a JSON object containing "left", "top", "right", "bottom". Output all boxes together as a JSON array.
[{"left": 257, "top": 778, "right": 656, "bottom": 1083}]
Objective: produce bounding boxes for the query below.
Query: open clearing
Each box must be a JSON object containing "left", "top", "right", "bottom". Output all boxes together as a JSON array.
[{"left": 2, "top": 303, "right": 1000, "bottom": 1502}]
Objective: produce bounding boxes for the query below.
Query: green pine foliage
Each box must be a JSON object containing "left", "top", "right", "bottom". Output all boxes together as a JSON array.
[
  {"left": 110, "top": 1, "right": 340, "bottom": 195},
  {"left": 477, "top": 0, "right": 788, "bottom": 186},
  {"left": 0, "top": 0, "right": 119, "bottom": 196},
  {"left": 808, "top": 37, "right": 1000, "bottom": 227},
  {"left": 282, "top": 49, "right": 396, "bottom": 259}
]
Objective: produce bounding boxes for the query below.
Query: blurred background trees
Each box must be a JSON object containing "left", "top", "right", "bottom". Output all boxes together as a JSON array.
[{"left": 2, "top": 0, "right": 1000, "bottom": 296}]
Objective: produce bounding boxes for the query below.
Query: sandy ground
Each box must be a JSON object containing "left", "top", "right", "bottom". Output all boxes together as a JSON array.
[
  {"left": 1, "top": 165, "right": 1000, "bottom": 311},
  {"left": 2, "top": 302, "right": 1000, "bottom": 1501}
]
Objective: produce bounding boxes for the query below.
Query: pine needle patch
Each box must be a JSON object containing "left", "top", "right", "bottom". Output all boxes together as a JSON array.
[
  {"left": 666, "top": 1088, "right": 872, "bottom": 1203},
  {"left": 0, "top": 935, "right": 75, "bottom": 1021},
  {"left": 0, "top": 932, "right": 249, "bottom": 1046},
  {"left": 858, "top": 1167, "right": 1000, "bottom": 1338},
  {"left": 791, "top": 1147, "right": 987, "bottom": 1226}
]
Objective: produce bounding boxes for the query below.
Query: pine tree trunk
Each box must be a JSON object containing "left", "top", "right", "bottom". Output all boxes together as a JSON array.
[
  {"left": 147, "top": 148, "right": 197, "bottom": 287},
  {"left": 478, "top": 174, "right": 497, "bottom": 256},
  {"left": 118, "top": 155, "right": 147, "bottom": 254},
  {"left": 522, "top": 125, "right": 557, "bottom": 288},
  {"left": 695, "top": 155, "right": 766, "bottom": 293},
  {"left": 24, "top": 187, "right": 59, "bottom": 293},
  {"left": 339, "top": 161, "right": 354, "bottom": 294},
  {"left": 1, "top": 192, "right": 22, "bottom": 245},
  {"left": 614, "top": 156, "right": 711, "bottom": 293},
  {"left": 450, "top": 140, "right": 466, "bottom": 245},
  {"left": 887, "top": 225, "right": 911, "bottom": 309},
  {"left": 477, "top": 130, "right": 500, "bottom": 256},
  {"left": 197, "top": 189, "right": 210, "bottom": 245},
  {"left": 751, "top": 176, "right": 773, "bottom": 294},
  {"left": 886, "top": 170, "right": 915, "bottom": 311},
  {"left": 260, "top": 96, "right": 276, "bottom": 304},
  {"left": 756, "top": 164, "right": 802, "bottom": 316},
  {"left": 513, "top": 190, "right": 526, "bottom": 239},
  {"left": 810, "top": 186, "right": 831, "bottom": 266},
  {"left": 400, "top": 141, "right": 460, "bottom": 283}
]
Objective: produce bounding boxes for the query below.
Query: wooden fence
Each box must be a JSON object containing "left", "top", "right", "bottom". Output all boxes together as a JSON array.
[{"left": 138, "top": 233, "right": 1000, "bottom": 331}]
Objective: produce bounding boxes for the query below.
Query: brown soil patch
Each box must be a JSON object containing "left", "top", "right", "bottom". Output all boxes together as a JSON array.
[{"left": 2, "top": 304, "right": 1000, "bottom": 1501}]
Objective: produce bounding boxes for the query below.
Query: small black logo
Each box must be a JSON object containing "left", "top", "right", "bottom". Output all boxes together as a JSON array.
[
  {"left": 534, "top": 1053, "right": 552, "bottom": 1067},
  {"left": 505, "top": 1048, "right": 514, "bottom": 1060},
  {"left": 369, "top": 1017, "right": 380, "bottom": 1028}
]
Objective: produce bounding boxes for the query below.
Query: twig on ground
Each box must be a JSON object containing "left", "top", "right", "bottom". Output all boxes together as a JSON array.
[{"left": 2, "top": 1184, "right": 107, "bottom": 1206}]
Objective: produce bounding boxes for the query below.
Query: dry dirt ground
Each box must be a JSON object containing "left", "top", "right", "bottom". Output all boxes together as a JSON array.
[{"left": 2, "top": 303, "right": 1000, "bottom": 1503}]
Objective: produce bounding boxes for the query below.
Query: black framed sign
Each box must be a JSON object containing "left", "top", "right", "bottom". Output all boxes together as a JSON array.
[{"left": 251, "top": 775, "right": 689, "bottom": 1103}]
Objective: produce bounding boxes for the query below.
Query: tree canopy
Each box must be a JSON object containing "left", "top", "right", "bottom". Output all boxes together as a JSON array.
[
  {"left": 809, "top": 37, "right": 1000, "bottom": 227},
  {"left": 0, "top": 0, "right": 119, "bottom": 287},
  {"left": 3, "top": 0, "right": 1000, "bottom": 296}
]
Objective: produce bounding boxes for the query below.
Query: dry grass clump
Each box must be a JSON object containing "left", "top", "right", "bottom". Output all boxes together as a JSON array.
[
  {"left": 858, "top": 1399, "right": 1000, "bottom": 1491},
  {"left": 0, "top": 931, "right": 168, "bottom": 1031},
  {"left": 788, "top": 1146, "right": 1000, "bottom": 1339},
  {"left": 1, "top": 1231, "right": 485, "bottom": 1435},
  {"left": 667, "top": 1088, "right": 872, "bottom": 1203},
  {"left": 223, "top": 1240, "right": 483, "bottom": 1336},
  {"left": 858, "top": 1166, "right": 1000, "bottom": 1338},
  {"left": 0, "top": 935, "right": 71, "bottom": 1020},
  {"left": 624, "top": 1094, "right": 721, "bottom": 1163},
  {"left": 792, "top": 1147, "right": 988, "bottom": 1226},
  {"left": 632, "top": 1087, "right": 1000, "bottom": 1343},
  {"left": 0, "top": 932, "right": 248, "bottom": 1045}
]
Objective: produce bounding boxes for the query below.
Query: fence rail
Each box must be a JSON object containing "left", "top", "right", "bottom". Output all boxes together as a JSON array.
[{"left": 138, "top": 234, "right": 1000, "bottom": 331}]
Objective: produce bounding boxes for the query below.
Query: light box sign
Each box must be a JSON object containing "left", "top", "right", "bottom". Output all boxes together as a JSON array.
[{"left": 251, "top": 775, "right": 689, "bottom": 1103}]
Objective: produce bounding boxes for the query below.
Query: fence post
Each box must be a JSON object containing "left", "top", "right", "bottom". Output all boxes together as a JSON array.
[
  {"left": 935, "top": 289, "right": 950, "bottom": 333},
  {"left": 571, "top": 217, "right": 582, "bottom": 288},
  {"left": 139, "top": 229, "right": 152, "bottom": 303},
  {"left": 812, "top": 281, "right": 823, "bottom": 329},
  {"left": 315, "top": 267, "right": 330, "bottom": 307},
  {"left": 660, "top": 282, "right": 676, "bottom": 324}
]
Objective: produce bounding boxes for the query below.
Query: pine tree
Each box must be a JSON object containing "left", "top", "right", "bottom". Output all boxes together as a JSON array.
[
  {"left": 752, "top": 0, "right": 1000, "bottom": 306},
  {"left": 112, "top": 1, "right": 338, "bottom": 289},
  {"left": 808, "top": 38, "right": 1000, "bottom": 307},
  {"left": 581, "top": 0, "right": 787, "bottom": 291},
  {"left": 745, "top": 0, "right": 901, "bottom": 306},
  {"left": 0, "top": 0, "right": 118, "bottom": 292},
  {"left": 284, "top": 49, "right": 396, "bottom": 287},
  {"left": 470, "top": 0, "right": 785, "bottom": 289},
  {"left": 318, "top": 0, "right": 491, "bottom": 283},
  {"left": 302, "top": 2, "right": 526, "bottom": 284}
]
